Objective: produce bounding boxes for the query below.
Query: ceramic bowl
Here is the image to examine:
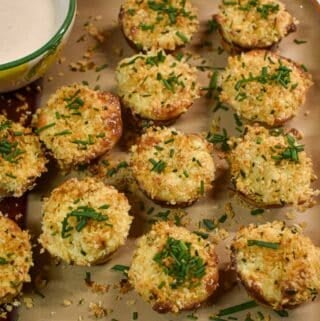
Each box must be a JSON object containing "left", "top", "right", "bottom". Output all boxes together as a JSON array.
[{"left": 0, "top": 0, "right": 76, "bottom": 93}]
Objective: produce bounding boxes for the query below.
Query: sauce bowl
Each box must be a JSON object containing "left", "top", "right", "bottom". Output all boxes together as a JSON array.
[{"left": 0, "top": 0, "right": 76, "bottom": 93}]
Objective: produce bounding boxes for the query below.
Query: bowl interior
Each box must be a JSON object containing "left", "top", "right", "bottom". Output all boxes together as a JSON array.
[
  {"left": 54, "top": 0, "right": 72, "bottom": 31},
  {"left": 0, "top": 0, "right": 76, "bottom": 71}
]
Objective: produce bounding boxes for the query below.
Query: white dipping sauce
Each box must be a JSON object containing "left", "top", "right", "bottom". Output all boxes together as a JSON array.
[{"left": 0, "top": 0, "right": 56, "bottom": 64}]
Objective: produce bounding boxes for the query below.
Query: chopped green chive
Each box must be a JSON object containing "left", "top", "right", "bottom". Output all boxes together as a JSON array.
[
  {"left": 187, "top": 312, "right": 198, "bottom": 320},
  {"left": 275, "top": 310, "right": 289, "bottom": 317},
  {"left": 147, "top": 207, "right": 155, "bottom": 215},
  {"left": 84, "top": 271, "right": 92, "bottom": 284},
  {"left": 107, "top": 161, "right": 128, "bottom": 177},
  {"left": 99, "top": 204, "right": 110, "bottom": 210},
  {"left": 206, "top": 19, "right": 219, "bottom": 34},
  {"left": 54, "top": 130, "right": 72, "bottom": 136},
  {"left": 0, "top": 257, "right": 8, "bottom": 265},
  {"left": 61, "top": 206, "right": 111, "bottom": 238},
  {"left": 218, "top": 214, "right": 227, "bottom": 223},
  {"left": 194, "top": 231, "right": 209, "bottom": 239},
  {"left": 207, "top": 128, "right": 230, "bottom": 151},
  {"left": 146, "top": 51, "right": 166, "bottom": 66},
  {"left": 0, "top": 140, "right": 25, "bottom": 163},
  {"left": 35, "top": 123, "right": 56, "bottom": 134},
  {"left": 149, "top": 159, "right": 166, "bottom": 173},
  {"left": 247, "top": 240, "right": 280, "bottom": 249},
  {"left": 140, "top": 23, "right": 154, "bottom": 31},
  {"left": 251, "top": 208, "right": 264, "bottom": 216},
  {"left": 256, "top": 3, "right": 279, "bottom": 18},
  {"left": 216, "top": 301, "right": 259, "bottom": 316},
  {"left": 272, "top": 134, "right": 304, "bottom": 163},
  {"left": 176, "top": 31, "right": 189, "bottom": 43},
  {"left": 203, "top": 71, "right": 219, "bottom": 99},
  {"left": 200, "top": 180, "right": 205, "bottom": 195},
  {"left": 233, "top": 113, "right": 243, "bottom": 127},
  {"left": 154, "top": 145, "right": 164, "bottom": 151},
  {"left": 203, "top": 219, "right": 216, "bottom": 231},
  {"left": 165, "top": 138, "right": 174, "bottom": 144},
  {"left": 294, "top": 39, "right": 307, "bottom": 45},
  {"left": 127, "top": 8, "right": 136, "bottom": 16},
  {"left": 111, "top": 264, "right": 129, "bottom": 276},
  {"left": 5, "top": 173, "right": 16, "bottom": 179},
  {"left": 154, "top": 237, "right": 206, "bottom": 288},
  {"left": 95, "top": 63, "right": 109, "bottom": 72},
  {"left": 0, "top": 120, "right": 12, "bottom": 131}
]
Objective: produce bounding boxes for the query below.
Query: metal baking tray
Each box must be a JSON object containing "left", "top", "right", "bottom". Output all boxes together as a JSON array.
[{"left": 1, "top": 0, "right": 319, "bottom": 320}]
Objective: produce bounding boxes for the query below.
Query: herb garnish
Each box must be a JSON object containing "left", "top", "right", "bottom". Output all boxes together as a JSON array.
[
  {"left": 0, "top": 120, "right": 12, "bottom": 131},
  {"left": 202, "top": 219, "right": 216, "bottom": 231},
  {"left": 61, "top": 206, "right": 111, "bottom": 238},
  {"left": 120, "top": 56, "right": 144, "bottom": 67},
  {"left": 95, "top": 63, "right": 109, "bottom": 72},
  {"left": 176, "top": 31, "right": 189, "bottom": 43},
  {"left": 157, "top": 72, "right": 184, "bottom": 92},
  {"left": 251, "top": 208, "right": 264, "bottom": 216},
  {"left": 54, "top": 130, "right": 72, "bottom": 136},
  {"left": 247, "top": 240, "right": 280, "bottom": 249},
  {"left": 111, "top": 264, "right": 129, "bottom": 276},
  {"left": 275, "top": 310, "right": 289, "bottom": 317},
  {"left": 203, "top": 71, "right": 219, "bottom": 99},
  {"left": 64, "top": 90, "right": 84, "bottom": 111},
  {"left": 0, "top": 140, "right": 25, "bottom": 163},
  {"left": 272, "top": 134, "right": 304, "bottom": 162},
  {"left": 149, "top": 158, "right": 166, "bottom": 173},
  {"left": 72, "top": 135, "right": 95, "bottom": 148},
  {"left": 187, "top": 312, "right": 198, "bottom": 320},
  {"left": 84, "top": 271, "right": 92, "bottom": 285},
  {"left": 145, "top": 51, "right": 166, "bottom": 66},
  {"left": 257, "top": 3, "right": 279, "bottom": 18},
  {"left": 107, "top": 161, "right": 128, "bottom": 177},
  {"left": 235, "top": 64, "right": 292, "bottom": 91},
  {"left": 140, "top": 23, "right": 155, "bottom": 31},
  {"left": 207, "top": 129, "right": 230, "bottom": 151},
  {"left": 200, "top": 180, "right": 205, "bottom": 195},
  {"left": 193, "top": 231, "right": 209, "bottom": 239},
  {"left": 216, "top": 300, "right": 259, "bottom": 316},
  {"left": 206, "top": 19, "right": 219, "bottom": 33},
  {"left": 153, "top": 237, "right": 206, "bottom": 288},
  {"left": 294, "top": 39, "right": 307, "bottom": 45},
  {"left": 35, "top": 123, "right": 56, "bottom": 134},
  {"left": 147, "top": 0, "right": 193, "bottom": 25},
  {"left": 0, "top": 257, "right": 8, "bottom": 265}
]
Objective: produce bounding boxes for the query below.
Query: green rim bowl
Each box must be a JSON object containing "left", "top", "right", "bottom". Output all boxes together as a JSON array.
[{"left": 0, "top": 0, "right": 77, "bottom": 93}]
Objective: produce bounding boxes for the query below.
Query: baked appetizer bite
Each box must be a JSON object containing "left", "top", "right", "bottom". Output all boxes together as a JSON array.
[
  {"left": 39, "top": 177, "right": 132, "bottom": 266},
  {"left": 33, "top": 84, "right": 122, "bottom": 171},
  {"left": 0, "top": 115, "right": 47, "bottom": 198},
  {"left": 231, "top": 221, "right": 320, "bottom": 309},
  {"left": 128, "top": 222, "right": 219, "bottom": 313},
  {"left": 116, "top": 51, "right": 200, "bottom": 126},
  {"left": 214, "top": 0, "right": 297, "bottom": 51},
  {"left": 130, "top": 127, "right": 215, "bottom": 207},
  {"left": 229, "top": 126, "right": 318, "bottom": 208},
  {"left": 0, "top": 214, "right": 33, "bottom": 304},
  {"left": 119, "top": 0, "right": 199, "bottom": 52},
  {"left": 219, "top": 51, "right": 313, "bottom": 127}
]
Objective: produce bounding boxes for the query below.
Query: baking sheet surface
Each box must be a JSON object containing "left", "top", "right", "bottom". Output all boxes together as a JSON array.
[{"left": 17, "top": 0, "right": 320, "bottom": 320}]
